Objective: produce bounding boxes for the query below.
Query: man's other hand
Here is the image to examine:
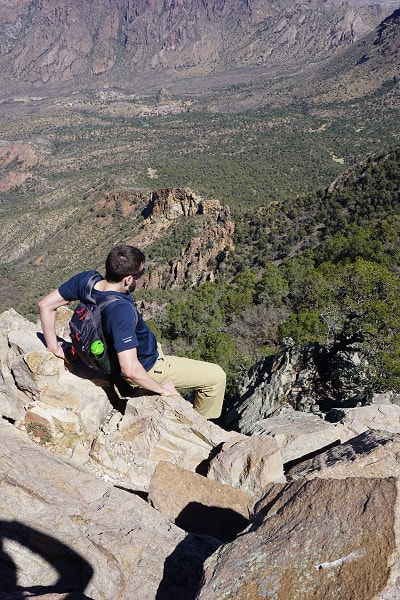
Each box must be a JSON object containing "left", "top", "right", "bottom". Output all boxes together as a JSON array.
[{"left": 159, "top": 381, "right": 183, "bottom": 398}]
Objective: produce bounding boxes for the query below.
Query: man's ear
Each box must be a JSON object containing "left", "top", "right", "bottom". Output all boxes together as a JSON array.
[{"left": 123, "top": 275, "right": 133, "bottom": 289}]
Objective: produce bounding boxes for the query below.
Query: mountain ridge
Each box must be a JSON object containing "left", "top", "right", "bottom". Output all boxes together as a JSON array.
[{"left": 0, "top": 0, "right": 391, "bottom": 93}]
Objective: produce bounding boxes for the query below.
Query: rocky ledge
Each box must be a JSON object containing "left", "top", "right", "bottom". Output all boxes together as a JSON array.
[{"left": 1, "top": 308, "right": 400, "bottom": 598}]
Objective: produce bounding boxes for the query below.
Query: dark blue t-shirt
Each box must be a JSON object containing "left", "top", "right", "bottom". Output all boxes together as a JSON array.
[{"left": 58, "top": 270, "right": 158, "bottom": 372}]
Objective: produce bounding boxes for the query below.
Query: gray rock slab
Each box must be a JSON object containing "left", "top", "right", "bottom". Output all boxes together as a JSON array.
[
  {"left": 328, "top": 404, "right": 400, "bottom": 441},
  {"left": 287, "top": 430, "right": 400, "bottom": 481},
  {"left": 248, "top": 411, "right": 344, "bottom": 464}
]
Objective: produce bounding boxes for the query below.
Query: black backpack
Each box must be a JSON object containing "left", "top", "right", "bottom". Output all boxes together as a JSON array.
[{"left": 69, "top": 274, "right": 135, "bottom": 374}]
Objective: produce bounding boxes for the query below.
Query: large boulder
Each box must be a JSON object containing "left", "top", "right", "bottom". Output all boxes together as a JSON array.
[
  {"left": 224, "top": 338, "right": 372, "bottom": 433},
  {"left": 206, "top": 433, "right": 286, "bottom": 495},
  {"left": 197, "top": 477, "right": 400, "bottom": 599},
  {"left": 148, "top": 461, "right": 252, "bottom": 542},
  {"left": 0, "top": 419, "right": 219, "bottom": 600}
]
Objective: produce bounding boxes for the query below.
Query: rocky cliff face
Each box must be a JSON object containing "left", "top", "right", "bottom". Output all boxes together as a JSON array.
[
  {"left": 140, "top": 188, "right": 235, "bottom": 290},
  {"left": 375, "top": 6, "right": 400, "bottom": 56},
  {"left": 0, "top": 0, "right": 389, "bottom": 91}
]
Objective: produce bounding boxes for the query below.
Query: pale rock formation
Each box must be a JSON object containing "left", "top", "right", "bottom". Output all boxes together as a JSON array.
[
  {"left": 0, "top": 419, "right": 219, "bottom": 600},
  {"left": 328, "top": 403, "right": 400, "bottom": 441},
  {"left": 89, "top": 393, "right": 243, "bottom": 492},
  {"left": 142, "top": 188, "right": 235, "bottom": 290},
  {"left": 197, "top": 477, "right": 400, "bottom": 599},
  {"left": 0, "top": 309, "right": 30, "bottom": 421},
  {"left": 0, "top": 309, "right": 111, "bottom": 451},
  {"left": 145, "top": 187, "right": 204, "bottom": 221},
  {"left": 148, "top": 461, "right": 252, "bottom": 542},
  {"left": 5, "top": 311, "right": 110, "bottom": 422},
  {"left": 287, "top": 430, "right": 400, "bottom": 481},
  {"left": 248, "top": 410, "right": 345, "bottom": 463},
  {"left": 206, "top": 433, "right": 286, "bottom": 496}
]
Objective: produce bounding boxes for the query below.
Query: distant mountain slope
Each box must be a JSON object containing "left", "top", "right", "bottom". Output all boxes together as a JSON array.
[
  {"left": 0, "top": 0, "right": 390, "bottom": 92},
  {"left": 304, "top": 5, "right": 400, "bottom": 102}
]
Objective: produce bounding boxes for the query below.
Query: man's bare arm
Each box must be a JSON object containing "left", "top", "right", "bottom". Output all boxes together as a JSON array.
[
  {"left": 38, "top": 289, "right": 69, "bottom": 359},
  {"left": 118, "top": 347, "right": 182, "bottom": 397}
]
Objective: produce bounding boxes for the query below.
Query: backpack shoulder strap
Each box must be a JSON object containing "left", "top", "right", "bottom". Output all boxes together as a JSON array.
[
  {"left": 85, "top": 273, "right": 102, "bottom": 304},
  {"left": 98, "top": 294, "right": 139, "bottom": 327},
  {"left": 84, "top": 273, "right": 139, "bottom": 326}
]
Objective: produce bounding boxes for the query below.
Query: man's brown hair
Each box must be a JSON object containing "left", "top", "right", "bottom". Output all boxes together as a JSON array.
[{"left": 105, "top": 245, "right": 145, "bottom": 282}]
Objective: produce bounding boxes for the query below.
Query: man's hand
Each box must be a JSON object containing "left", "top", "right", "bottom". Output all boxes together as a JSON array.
[
  {"left": 159, "top": 381, "right": 183, "bottom": 398},
  {"left": 48, "top": 341, "right": 66, "bottom": 361},
  {"left": 118, "top": 347, "right": 184, "bottom": 397}
]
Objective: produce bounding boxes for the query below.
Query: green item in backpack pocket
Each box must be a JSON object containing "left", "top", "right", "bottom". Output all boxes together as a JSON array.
[{"left": 90, "top": 340, "right": 105, "bottom": 357}]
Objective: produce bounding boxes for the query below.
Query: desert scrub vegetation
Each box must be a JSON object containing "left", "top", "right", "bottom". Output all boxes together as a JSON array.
[{"left": 139, "top": 147, "right": 400, "bottom": 403}]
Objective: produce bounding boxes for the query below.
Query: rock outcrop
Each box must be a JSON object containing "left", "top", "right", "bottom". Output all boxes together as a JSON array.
[
  {"left": 223, "top": 337, "right": 375, "bottom": 433},
  {"left": 2, "top": 307, "right": 400, "bottom": 598},
  {"left": 0, "top": 308, "right": 112, "bottom": 452},
  {"left": 141, "top": 188, "right": 235, "bottom": 290},
  {"left": 144, "top": 188, "right": 205, "bottom": 221}
]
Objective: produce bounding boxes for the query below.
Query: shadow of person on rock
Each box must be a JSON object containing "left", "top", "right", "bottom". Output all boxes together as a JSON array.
[
  {"left": 0, "top": 520, "right": 94, "bottom": 599},
  {"left": 156, "top": 503, "right": 250, "bottom": 599},
  {"left": 156, "top": 532, "right": 221, "bottom": 600}
]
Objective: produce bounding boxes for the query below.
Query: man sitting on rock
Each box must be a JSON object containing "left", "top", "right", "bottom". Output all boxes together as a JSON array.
[{"left": 38, "top": 244, "right": 225, "bottom": 420}]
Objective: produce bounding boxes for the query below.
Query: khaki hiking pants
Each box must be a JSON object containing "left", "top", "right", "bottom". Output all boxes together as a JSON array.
[{"left": 146, "top": 344, "right": 226, "bottom": 419}]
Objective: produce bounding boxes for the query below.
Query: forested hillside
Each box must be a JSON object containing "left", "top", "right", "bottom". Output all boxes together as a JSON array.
[{"left": 139, "top": 147, "right": 400, "bottom": 401}]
